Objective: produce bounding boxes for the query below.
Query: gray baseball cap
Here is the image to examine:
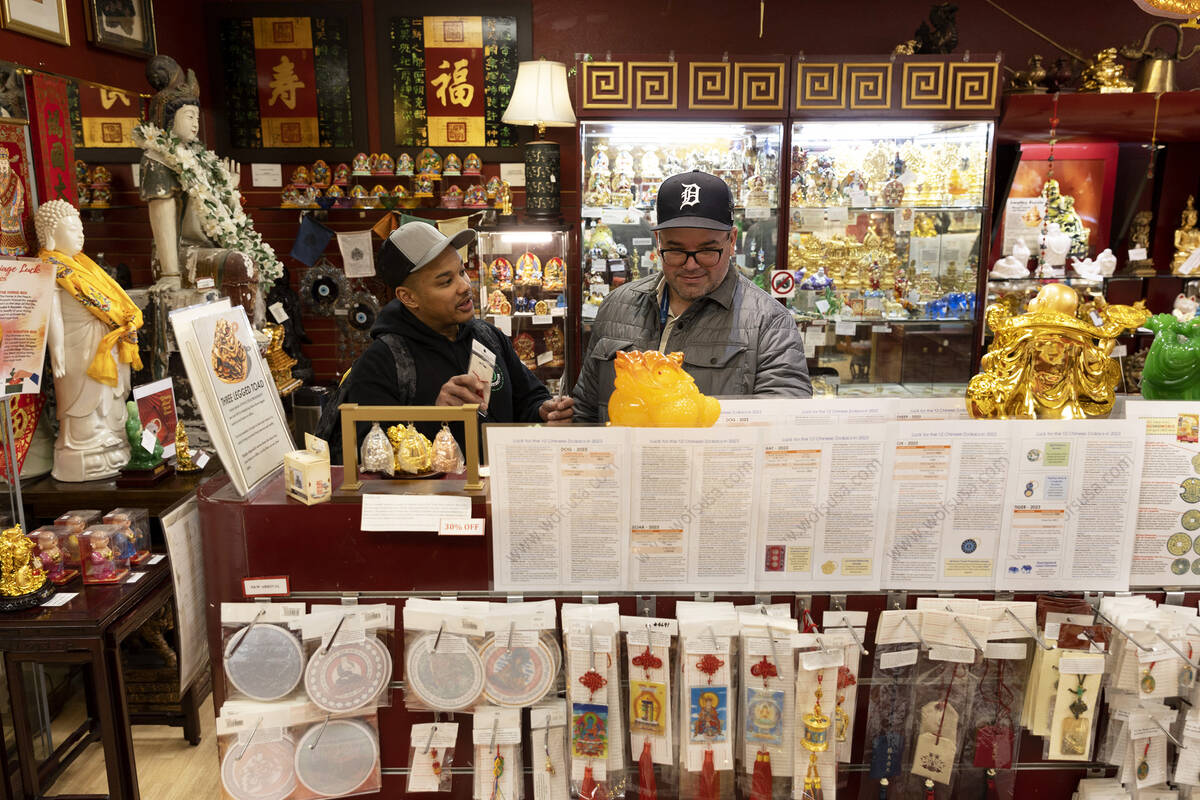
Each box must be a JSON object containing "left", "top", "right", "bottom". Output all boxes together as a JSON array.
[{"left": 378, "top": 220, "right": 476, "bottom": 287}]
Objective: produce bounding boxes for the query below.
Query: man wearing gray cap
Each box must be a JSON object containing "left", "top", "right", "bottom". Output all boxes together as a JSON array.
[
  {"left": 573, "top": 170, "right": 812, "bottom": 423},
  {"left": 325, "top": 220, "right": 573, "bottom": 460}
]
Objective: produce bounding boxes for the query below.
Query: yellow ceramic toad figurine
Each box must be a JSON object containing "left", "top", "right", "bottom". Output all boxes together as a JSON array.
[{"left": 608, "top": 350, "right": 721, "bottom": 427}]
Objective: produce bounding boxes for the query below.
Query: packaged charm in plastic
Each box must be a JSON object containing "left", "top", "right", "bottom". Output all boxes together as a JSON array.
[
  {"left": 403, "top": 598, "right": 487, "bottom": 712},
  {"left": 432, "top": 423, "right": 465, "bottom": 473},
  {"left": 79, "top": 525, "right": 130, "bottom": 584},
  {"left": 216, "top": 705, "right": 299, "bottom": 800},
  {"left": 359, "top": 423, "right": 394, "bottom": 476},
  {"left": 532, "top": 700, "right": 569, "bottom": 800},
  {"left": 296, "top": 604, "right": 395, "bottom": 713},
  {"left": 473, "top": 707, "right": 522, "bottom": 800},
  {"left": 562, "top": 603, "right": 626, "bottom": 799},
  {"left": 409, "top": 722, "right": 458, "bottom": 793},
  {"left": 221, "top": 602, "right": 307, "bottom": 702},
  {"left": 103, "top": 507, "right": 151, "bottom": 565},
  {"left": 293, "top": 711, "right": 382, "bottom": 797},
  {"left": 481, "top": 600, "right": 559, "bottom": 708}
]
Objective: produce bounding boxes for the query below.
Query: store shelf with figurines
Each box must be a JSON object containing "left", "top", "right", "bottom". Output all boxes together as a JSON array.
[
  {"left": 578, "top": 120, "right": 784, "bottom": 353},
  {"left": 273, "top": 149, "right": 506, "bottom": 214},
  {"left": 477, "top": 228, "right": 570, "bottom": 392},
  {"left": 785, "top": 119, "right": 994, "bottom": 394}
]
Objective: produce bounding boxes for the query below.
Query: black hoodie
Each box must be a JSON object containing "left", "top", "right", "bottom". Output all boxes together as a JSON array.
[{"left": 345, "top": 299, "right": 551, "bottom": 454}]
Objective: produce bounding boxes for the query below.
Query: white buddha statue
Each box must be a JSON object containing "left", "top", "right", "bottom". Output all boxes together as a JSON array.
[{"left": 36, "top": 200, "right": 143, "bottom": 481}]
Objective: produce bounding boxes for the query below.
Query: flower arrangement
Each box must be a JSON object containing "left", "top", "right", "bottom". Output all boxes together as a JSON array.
[{"left": 134, "top": 123, "right": 282, "bottom": 288}]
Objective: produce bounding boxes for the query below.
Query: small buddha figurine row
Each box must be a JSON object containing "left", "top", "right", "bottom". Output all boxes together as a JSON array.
[
  {"left": 281, "top": 178, "right": 505, "bottom": 210},
  {"left": 74, "top": 161, "right": 113, "bottom": 209},
  {"left": 347, "top": 149, "right": 483, "bottom": 178}
]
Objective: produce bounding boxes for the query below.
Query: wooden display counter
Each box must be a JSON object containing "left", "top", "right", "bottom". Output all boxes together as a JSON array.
[{"left": 197, "top": 466, "right": 1159, "bottom": 799}]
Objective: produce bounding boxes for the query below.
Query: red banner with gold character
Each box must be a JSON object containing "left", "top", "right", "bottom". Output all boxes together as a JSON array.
[
  {"left": 253, "top": 17, "right": 321, "bottom": 148},
  {"left": 76, "top": 82, "right": 144, "bottom": 150},
  {"left": 423, "top": 16, "right": 487, "bottom": 147},
  {"left": 0, "top": 394, "right": 45, "bottom": 481},
  {"left": 26, "top": 74, "right": 76, "bottom": 204}
]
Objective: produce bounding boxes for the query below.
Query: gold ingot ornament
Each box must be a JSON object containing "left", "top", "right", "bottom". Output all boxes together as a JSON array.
[
  {"left": 967, "top": 284, "right": 1149, "bottom": 420},
  {"left": 387, "top": 423, "right": 433, "bottom": 474}
]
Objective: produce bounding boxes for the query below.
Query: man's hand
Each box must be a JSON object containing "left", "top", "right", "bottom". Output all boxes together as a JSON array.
[
  {"left": 539, "top": 397, "right": 574, "bottom": 425},
  {"left": 436, "top": 374, "right": 487, "bottom": 412}
]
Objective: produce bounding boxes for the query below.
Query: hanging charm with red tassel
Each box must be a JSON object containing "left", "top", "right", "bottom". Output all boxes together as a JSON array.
[
  {"left": 750, "top": 749, "right": 772, "bottom": 800},
  {"left": 638, "top": 740, "right": 658, "bottom": 800},
  {"left": 698, "top": 748, "right": 719, "bottom": 800}
]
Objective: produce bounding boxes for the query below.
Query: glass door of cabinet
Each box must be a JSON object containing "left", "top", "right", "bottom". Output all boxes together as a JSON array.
[
  {"left": 787, "top": 120, "right": 994, "bottom": 396},
  {"left": 579, "top": 120, "right": 786, "bottom": 352}
]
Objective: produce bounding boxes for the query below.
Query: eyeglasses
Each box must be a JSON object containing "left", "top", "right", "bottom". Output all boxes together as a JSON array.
[{"left": 658, "top": 247, "right": 724, "bottom": 268}]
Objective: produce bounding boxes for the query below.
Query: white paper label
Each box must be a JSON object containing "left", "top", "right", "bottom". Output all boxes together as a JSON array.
[
  {"left": 1112, "top": 344, "right": 1128, "bottom": 358},
  {"left": 815, "top": 299, "right": 830, "bottom": 314},
  {"left": 196, "top": 277, "right": 215, "bottom": 289},
  {"left": 500, "top": 162, "right": 525, "bottom": 187},
  {"left": 929, "top": 644, "right": 976, "bottom": 663},
  {"left": 269, "top": 302, "right": 289, "bottom": 323},
  {"left": 1128, "top": 247, "right": 1148, "bottom": 262},
  {"left": 493, "top": 314, "right": 512, "bottom": 336},
  {"left": 801, "top": 647, "right": 845, "bottom": 670},
  {"left": 632, "top": 237, "right": 653, "bottom": 247},
  {"left": 985, "top": 642, "right": 1028, "bottom": 660},
  {"left": 835, "top": 320, "right": 857, "bottom": 336},
  {"left": 140, "top": 430, "right": 157, "bottom": 452},
  {"left": 532, "top": 314, "right": 553, "bottom": 326},
  {"left": 148, "top": 554, "right": 165, "bottom": 564},
  {"left": 242, "top": 577, "right": 289, "bottom": 596},
  {"left": 439, "top": 518, "right": 484, "bottom": 536},
  {"left": 130, "top": 163, "right": 140, "bottom": 188},
  {"left": 581, "top": 207, "right": 601, "bottom": 219},
  {"left": 42, "top": 592, "right": 77, "bottom": 607},
  {"left": 126, "top": 572, "right": 145, "bottom": 583},
  {"left": 825, "top": 207, "right": 849, "bottom": 224},
  {"left": 536, "top": 351, "right": 553, "bottom": 366},
  {"left": 745, "top": 205, "right": 770, "bottom": 219},
  {"left": 872, "top": 324, "right": 891, "bottom": 333},
  {"left": 879, "top": 648, "right": 919, "bottom": 669},
  {"left": 195, "top": 451, "right": 211, "bottom": 468},
  {"left": 361, "top": 494, "right": 473, "bottom": 532},
  {"left": 251, "top": 164, "right": 283, "bottom": 188},
  {"left": 1060, "top": 655, "right": 1106, "bottom": 675},
  {"left": 848, "top": 190, "right": 869, "bottom": 207}
]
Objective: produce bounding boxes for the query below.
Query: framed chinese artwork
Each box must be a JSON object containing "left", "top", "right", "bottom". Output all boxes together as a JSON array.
[
  {"left": 1, "top": 0, "right": 69, "bottom": 46},
  {"left": 206, "top": 3, "right": 368, "bottom": 162},
  {"left": 375, "top": 0, "right": 532, "bottom": 160},
  {"left": 69, "top": 79, "right": 148, "bottom": 163},
  {"left": 84, "top": 0, "right": 157, "bottom": 58}
]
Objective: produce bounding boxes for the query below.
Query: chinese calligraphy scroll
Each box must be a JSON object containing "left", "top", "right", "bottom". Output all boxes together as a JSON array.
[{"left": 26, "top": 74, "right": 76, "bottom": 204}]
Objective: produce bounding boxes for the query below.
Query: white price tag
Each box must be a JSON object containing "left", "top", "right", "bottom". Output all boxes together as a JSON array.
[
  {"left": 148, "top": 554, "right": 165, "bottom": 564},
  {"left": 493, "top": 314, "right": 512, "bottom": 336},
  {"left": 536, "top": 351, "right": 553, "bottom": 366},
  {"left": 439, "top": 518, "right": 485, "bottom": 536},
  {"left": 1060, "top": 655, "right": 1106, "bottom": 675},
  {"left": 269, "top": 302, "right": 289, "bottom": 323},
  {"left": 872, "top": 324, "right": 891, "bottom": 333},
  {"left": 42, "top": 592, "right": 77, "bottom": 607},
  {"left": 195, "top": 450, "right": 210, "bottom": 469},
  {"left": 835, "top": 320, "right": 857, "bottom": 336},
  {"left": 879, "top": 648, "right": 919, "bottom": 669},
  {"left": 531, "top": 314, "right": 553, "bottom": 325},
  {"left": 632, "top": 237, "right": 653, "bottom": 247},
  {"left": 126, "top": 572, "right": 145, "bottom": 583},
  {"left": 250, "top": 164, "right": 283, "bottom": 188},
  {"left": 140, "top": 430, "right": 157, "bottom": 452},
  {"left": 1112, "top": 344, "right": 1128, "bottom": 358},
  {"left": 196, "top": 277, "right": 215, "bottom": 289},
  {"left": 581, "top": 207, "right": 601, "bottom": 219},
  {"left": 745, "top": 205, "right": 770, "bottom": 219},
  {"left": 1128, "top": 247, "right": 1148, "bottom": 262},
  {"left": 929, "top": 644, "right": 976, "bottom": 663},
  {"left": 500, "top": 162, "right": 525, "bottom": 187},
  {"left": 590, "top": 257, "right": 606, "bottom": 272},
  {"left": 825, "top": 207, "right": 849, "bottom": 224}
]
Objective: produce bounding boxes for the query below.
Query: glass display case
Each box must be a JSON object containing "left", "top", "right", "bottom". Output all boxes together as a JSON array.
[
  {"left": 475, "top": 228, "right": 570, "bottom": 393},
  {"left": 786, "top": 120, "right": 994, "bottom": 396},
  {"left": 579, "top": 120, "right": 785, "bottom": 346}
]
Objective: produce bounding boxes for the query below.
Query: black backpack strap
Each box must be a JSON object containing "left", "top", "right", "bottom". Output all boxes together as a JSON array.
[{"left": 377, "top": 332, "right": 415, "bottom": 405}]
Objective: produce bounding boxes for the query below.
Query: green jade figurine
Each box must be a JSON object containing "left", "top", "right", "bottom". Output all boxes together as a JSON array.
[
  {"left": 1140, "top": 314, "right": 1200, "bottom": 399},
  {"left": 123, "top": 401, "right": 164, "bottom": 470}
]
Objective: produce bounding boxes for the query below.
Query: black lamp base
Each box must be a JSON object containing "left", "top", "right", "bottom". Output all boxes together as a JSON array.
[{"left": 523, "top": 139, "right": 561, "bottom": 221}]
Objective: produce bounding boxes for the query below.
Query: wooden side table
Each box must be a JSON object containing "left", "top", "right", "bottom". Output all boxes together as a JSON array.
[{"left": 0, "top": 560, "right": 178, "bottom": 800}]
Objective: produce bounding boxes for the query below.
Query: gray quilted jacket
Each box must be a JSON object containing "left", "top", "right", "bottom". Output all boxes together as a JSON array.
[{"left": 573, "top": 269, "right": 812, "bottom": 423}]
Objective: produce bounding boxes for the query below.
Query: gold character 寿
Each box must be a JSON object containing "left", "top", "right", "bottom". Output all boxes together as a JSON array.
[{"left": 268, "top": 56, "right": 306, "bottom": 110}]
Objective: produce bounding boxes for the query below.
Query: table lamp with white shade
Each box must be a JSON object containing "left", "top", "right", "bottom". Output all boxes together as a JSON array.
[{"left": 501, "top": 59, "right": 576, "bottom": 221}]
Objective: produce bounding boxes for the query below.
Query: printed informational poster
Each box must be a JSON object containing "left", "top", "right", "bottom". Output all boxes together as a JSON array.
[
  {"left": 996, "top": 420, "right": 1142, "bottom": 591},
  {"left": 883, "top": 421, "right": 1013, "bottom": 590},
  {"left": 132, "top": 378, "right": 178, "bottom": 458},
  {"left": 161, "top": 496, "right": 208, "bottom": 695},
  {"left": 488, "top": 426, "right": 630, "bottom": 592},
  {"left": 0, "top": 257, "right": 53, "bottom": 394},
  {"left": 628, "top": 428, "right": 759, "bottom": 590},
  {"left": 756, "top": 424, "right": 889, "bottom": 589},
  {"left": 1126, "top": 401, "right": 1200, "bottom": 587},
  {"left": 170, "top": 301, "right": 292, "bottom": 496},
  {"left": 1001, "top": 197, "right": 1045, "bottom": 257}
]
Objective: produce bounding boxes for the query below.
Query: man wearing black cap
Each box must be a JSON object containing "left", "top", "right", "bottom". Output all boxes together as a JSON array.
[
  {"left": 573, "top": 170, "right": 812, "bottom": 423},
  {"left": 330, "top": 220, "right": 573, "bottom": 459}
]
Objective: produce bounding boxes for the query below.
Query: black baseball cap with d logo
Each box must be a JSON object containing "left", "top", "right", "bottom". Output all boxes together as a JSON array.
[{"left": 651, "top": 170, "right": 733, "bottom": 232}]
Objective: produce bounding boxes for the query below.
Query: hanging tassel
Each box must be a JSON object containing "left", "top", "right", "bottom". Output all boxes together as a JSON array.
[
  {"left": 924, "top": 777, "right": 936, "bottom": 800},
  {"left": 581, "top": 765, "right": 598, "bottom": 800},
  {"left": 638, "top": 740, "right": 658, "bottom": 800},
  {"left": 985, "top": 768, "right": 998, "bottom": 800},
  {"left": 878, "top": 777, "right": 889, "bottom": 800},
  {"left": 698, "top": 749, "right": 719, "bottom": 800},
  {"left": 750, "top": 750, "right": 772, "bottom": 800}
]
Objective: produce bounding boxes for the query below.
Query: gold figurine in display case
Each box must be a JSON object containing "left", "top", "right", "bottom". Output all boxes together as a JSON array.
[{"left": 967, "top": 284, "right": 1149, "bottom": 420}]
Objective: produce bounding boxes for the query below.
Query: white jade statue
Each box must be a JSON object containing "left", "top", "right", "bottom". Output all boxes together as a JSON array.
[
  {"left": 989, "top": 238, "right": 1031, "bottom": 279},
  {"left": 1035, "top": 223, "right": 1072, "bottom": 277},
  {"left": 1071, "top": 248, "right": 1117, "bottom": 280},
  {"left": 37, "top": 200, "right": 143, "bottom": 482},
  {"left": 1174, "top": 293, "right": 1199, "bottom": 323}
]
